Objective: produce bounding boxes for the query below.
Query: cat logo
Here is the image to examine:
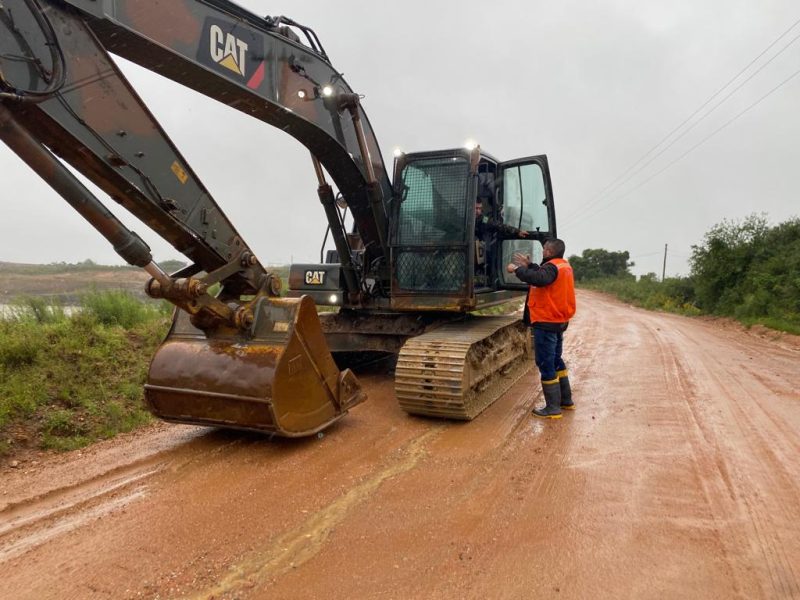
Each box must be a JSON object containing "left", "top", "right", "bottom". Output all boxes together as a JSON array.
[
  {"left": 305, "top": 270, "right": 326, "bottom": 285},
  {"left": 199, "top": 18, "right": 264, "bottom": 87},
  {"left": 209, "top": 25, "right": 249, "bottom": 77}
]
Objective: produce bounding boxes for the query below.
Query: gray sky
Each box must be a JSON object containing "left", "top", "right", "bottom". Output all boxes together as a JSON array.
[{"left": 1, "top": 0, "right": 798, "bottom": 277}]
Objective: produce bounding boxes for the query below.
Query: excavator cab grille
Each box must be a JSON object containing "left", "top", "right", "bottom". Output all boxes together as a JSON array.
[
  {"left": 395, "top": 250, "right": 466, "bottom": 292},
  {"left": 394, "top": 158, "right": 468, "bottom": 246},
  {"left": 391, "top": 152, "right": 472, "bottom": 301}
]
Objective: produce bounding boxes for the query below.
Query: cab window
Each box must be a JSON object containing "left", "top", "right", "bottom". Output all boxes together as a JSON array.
[{"left": 502, "top": 163, "right": 549, "bottom": 235}]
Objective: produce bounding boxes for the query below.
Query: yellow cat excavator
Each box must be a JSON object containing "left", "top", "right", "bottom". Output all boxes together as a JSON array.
[{"left": 0, "top": 0, "right": 557, "bottom": 436}]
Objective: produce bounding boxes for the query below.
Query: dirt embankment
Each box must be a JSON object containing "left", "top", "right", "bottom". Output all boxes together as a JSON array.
[
  {"left": 1, "top": 290, "right": 799, "bottom": 599},
  {"left": 0, "top": 263, "right": 150, "bottom": 303}
]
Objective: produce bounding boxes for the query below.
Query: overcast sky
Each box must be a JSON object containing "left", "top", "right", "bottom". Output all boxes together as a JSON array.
[{"left": 1, "top": 0, "right": 798, "bottom": 277}]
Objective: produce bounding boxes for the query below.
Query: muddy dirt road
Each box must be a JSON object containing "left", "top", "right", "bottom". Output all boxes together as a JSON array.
[{"left": 1, "top": 290, "right": 799, "bottom": 599}]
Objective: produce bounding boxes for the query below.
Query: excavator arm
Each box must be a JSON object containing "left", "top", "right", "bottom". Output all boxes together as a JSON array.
[
  {"left": 0, "top": 0, "right": 392, "bottom": 306},
  {"left": 0, "top": 0, "right": 391, "bottom": 435}
]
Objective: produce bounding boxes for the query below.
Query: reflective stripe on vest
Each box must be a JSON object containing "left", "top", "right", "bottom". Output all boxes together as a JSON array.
[{"left": 527, "top": 258, "right": 576, "bottom": 323}]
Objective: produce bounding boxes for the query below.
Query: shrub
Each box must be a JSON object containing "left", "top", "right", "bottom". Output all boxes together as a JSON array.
[
  {"left": 691, "top": 215, "right": 800, "bottom": 322},
  {"left": 4, "top": 295, "right": 67, "bottom": 324},
  {"left": 81, "top": 289, "right": 159, "bottom": 329},
  {"left": 0, "top": 323, "right": 43, "bottom": 368},
  {"left": 569, "top": 248, "right": 635, "bottom": 281}
]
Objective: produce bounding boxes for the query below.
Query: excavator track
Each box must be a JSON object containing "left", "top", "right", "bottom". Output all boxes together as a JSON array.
[{"left": 394, "top": 316, "right": 532, "bottom": 420}]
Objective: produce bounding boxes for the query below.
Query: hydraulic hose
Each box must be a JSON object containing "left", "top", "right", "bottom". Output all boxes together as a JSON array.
[{"left": 0, "top": 0, "right": 66, "bottom": 102}]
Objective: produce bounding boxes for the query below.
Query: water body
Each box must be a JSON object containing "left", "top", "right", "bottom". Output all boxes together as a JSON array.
[{"left": 0, "top": 303, "right": 80, "bottom": 318}]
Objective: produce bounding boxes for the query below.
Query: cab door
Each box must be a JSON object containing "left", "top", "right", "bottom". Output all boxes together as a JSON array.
[{"left": 496, "top": 155, "right": 556, "bottom": 291}]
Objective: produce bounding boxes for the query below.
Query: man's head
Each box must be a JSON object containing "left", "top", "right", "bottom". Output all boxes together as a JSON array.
[
  {"left": 543, "top": 238, "right": 566, "bottom": 260},
  {"left": 475, "top": 199, "right": 484, "bottom": 218}
]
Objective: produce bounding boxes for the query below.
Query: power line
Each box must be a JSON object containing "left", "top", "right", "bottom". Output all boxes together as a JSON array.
[
  {"left": 629, "top": 250, "right": 663, "bottom": 259},
  {"left": 567, "top": 65, "right": 800, "bottom": 227},
  {"left": 567, "top": 27, "right": 800, "bottom": 224},
  {"left": 561, "top": 15, "right": 800, "bottom": 225}
]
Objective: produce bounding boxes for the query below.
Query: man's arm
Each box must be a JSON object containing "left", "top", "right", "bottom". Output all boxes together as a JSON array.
[
  {"left": 512, "top": 262, "right": 559, "bottom": 286},
  {"left": 481, "top": 218, "right": 529, "bottom": 239}
]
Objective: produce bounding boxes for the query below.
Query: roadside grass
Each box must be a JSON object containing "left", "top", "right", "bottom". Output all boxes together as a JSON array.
[
  {"left": 738, "top": 316, "right": 800, "bottom": 336},
  {"left": 581, "top": 276, "right": 800, "bottom": 335},
  {"left": 0, "top": 291, "right": 170, "bottom": 456},
  {"left": 582, "top": 277, "right": 701, "bottom": 316}
]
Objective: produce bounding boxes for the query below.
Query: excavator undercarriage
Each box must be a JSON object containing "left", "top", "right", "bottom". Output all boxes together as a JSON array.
[{"left": 395, "top": 316, "right": 531, "bottom": 419}]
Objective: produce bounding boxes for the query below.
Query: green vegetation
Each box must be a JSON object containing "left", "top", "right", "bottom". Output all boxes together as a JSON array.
[
  {"left": 690, "top": 215, "right": 800, "bottom": 328},
  {"left": 572, "top": 215, "right": 800, "bottom": 334},
  {"left": 82, "top": 289, "right": 172, "bottom": 328},
  {"left": 570, "top": 248, "right": 634, "bottom": 282},
  {"left": 0, "top": 261, "right": 298, "bottom": 457},
  {"left": 5, "top": 295, "right": 67, "bottom": 324},
  {"left": 581, "top": 275, "right": 701, "bottom": 317},
  {"left": 0, "top": 291, "right": 169, "bottom": 455}
]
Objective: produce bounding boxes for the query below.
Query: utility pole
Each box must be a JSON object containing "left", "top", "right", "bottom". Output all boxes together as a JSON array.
[{"left": 661, "top": 243, "right": 668, "bottom": 282}]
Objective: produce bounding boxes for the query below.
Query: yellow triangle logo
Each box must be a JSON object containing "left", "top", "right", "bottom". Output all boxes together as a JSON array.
[{"left": 219, "top": 53, "right": 242, "bottom": 76}]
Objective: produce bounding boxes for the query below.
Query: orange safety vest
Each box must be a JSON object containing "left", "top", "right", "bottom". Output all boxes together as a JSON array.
[{"left": 527, "top": 258, "right": 576, "bottom": 323}]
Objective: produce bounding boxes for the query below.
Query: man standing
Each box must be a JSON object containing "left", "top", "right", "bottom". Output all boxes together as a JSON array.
[{"left": 506, "top": 238, "right": 576, "bottom": 419}]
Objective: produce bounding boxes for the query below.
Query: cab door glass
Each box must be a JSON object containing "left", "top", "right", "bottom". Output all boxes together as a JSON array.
[
  {"left": 502, "top": 163, "right": 550, "bottom": 235},
  {"left": 500, "top": 239, "right": 543, "bottom": 286}
]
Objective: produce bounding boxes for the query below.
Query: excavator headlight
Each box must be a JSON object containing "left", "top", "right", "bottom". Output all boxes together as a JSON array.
[
  {"left": 464, "top": 139, "right": 478, "bottom": 151},
  {"left": 321, "top": 85, "right": 334, "bottom": 97},
  {"left": 297, "top": 89, "right": 307, "bottom": 99},
  {"left": 393, "top": 147, "right": 404, "bottom": 158},
  {"left": 328, "top": 294, "right": 338, "bottom": 304}
]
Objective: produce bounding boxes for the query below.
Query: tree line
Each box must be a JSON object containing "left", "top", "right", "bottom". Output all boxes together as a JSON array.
[{"left": 569, "top": 215, "right": 800, "bottom": 334}]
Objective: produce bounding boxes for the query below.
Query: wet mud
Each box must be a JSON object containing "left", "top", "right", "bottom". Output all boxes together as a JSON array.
[{"left": 1, "top": 290, "right": 798, "bottom": 599}]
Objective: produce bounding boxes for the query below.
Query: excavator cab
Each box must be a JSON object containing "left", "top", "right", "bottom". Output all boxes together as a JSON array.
[{"left": 388, "top": 149, "right": 557, "bottom": 311}]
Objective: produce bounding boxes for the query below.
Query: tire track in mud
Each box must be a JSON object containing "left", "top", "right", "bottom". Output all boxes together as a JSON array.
[
  {"left": 735, "top": 362, "right": 800, "bottom": 455},
  {"left": 191, "top": 427, "right": 445, "bottom": 600},
  {"left": 0, "top": 434, "right": 240, "bottom": 564},
  {"left": 639, "top": 320, "right": 751, "bottom": 596},
  {"left": 640, "top": 315, "right": 800, "bottom": 599},
  {"left": 694, "top": 361, "right": 800, "bottom": 598}
]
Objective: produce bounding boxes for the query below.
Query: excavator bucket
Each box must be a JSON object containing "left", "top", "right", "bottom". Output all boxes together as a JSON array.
[{"left": 144, "top": 296, "right": 365, "bottom": 437}]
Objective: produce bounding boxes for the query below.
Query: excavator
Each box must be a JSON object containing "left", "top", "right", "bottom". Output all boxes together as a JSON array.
[{"left": 0, "top": 0, "right": 557, "bottom": 437}]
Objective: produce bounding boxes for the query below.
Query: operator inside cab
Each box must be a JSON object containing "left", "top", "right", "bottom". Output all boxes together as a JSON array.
[{"left": 474, "top": 180, "right": 529, "bottom": 288}]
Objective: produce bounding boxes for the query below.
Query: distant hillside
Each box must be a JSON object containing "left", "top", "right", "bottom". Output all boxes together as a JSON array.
[
  {"left": 0, "top": 262, "right": 149, "bottom": 303},
  {"left": 0, "top": 260, "right": 291, "bottom": 303},
  {"left": 0, "top": 259, "right": 186, "bottom": 275}
]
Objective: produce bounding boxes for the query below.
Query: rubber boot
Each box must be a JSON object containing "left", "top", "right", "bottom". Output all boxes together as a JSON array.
[
  {"left": 557, "top": 369, "right": 574, "bottom": 410},
  {"left": 533, "top": 379, "right": 563, "bottom": 419}
]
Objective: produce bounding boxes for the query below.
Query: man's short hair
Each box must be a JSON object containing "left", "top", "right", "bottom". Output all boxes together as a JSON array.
[{"left": 545, "top": 238, "right": 566, "bottom": 258}]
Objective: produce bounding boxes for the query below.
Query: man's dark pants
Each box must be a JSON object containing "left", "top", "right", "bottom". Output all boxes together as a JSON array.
[{"left": 531, "top": 327, "right": 566, "bottom": 382}]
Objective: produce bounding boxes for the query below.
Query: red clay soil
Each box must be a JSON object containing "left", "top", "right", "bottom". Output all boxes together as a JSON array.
[{"left": 1, "top": 290, "right": 798, "bottom": 599}]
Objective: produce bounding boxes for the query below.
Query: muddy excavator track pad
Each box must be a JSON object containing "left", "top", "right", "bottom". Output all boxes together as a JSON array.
[
  {"left": 395, "top": 316, "right": 531, "bottom": 420},
  {"left": 145, "top": 296, "right": 365, "bottom": 437}
]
